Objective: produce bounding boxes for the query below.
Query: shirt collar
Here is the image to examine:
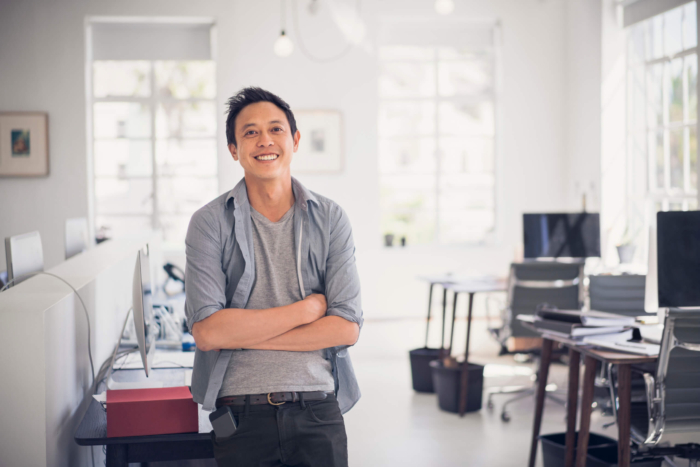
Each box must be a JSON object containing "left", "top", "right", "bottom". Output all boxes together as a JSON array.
[{"left": 225, "top": 176, "right": 318, "bottom": 210}]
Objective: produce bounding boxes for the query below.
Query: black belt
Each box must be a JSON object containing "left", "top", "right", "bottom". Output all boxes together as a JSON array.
[{"left": 216, "top": 391, "right": 333, "bottom": 407}]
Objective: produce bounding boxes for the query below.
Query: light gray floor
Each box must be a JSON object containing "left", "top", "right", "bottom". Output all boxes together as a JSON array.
[{"left": 344, "top": 317, "right": 681, "bottom": 467}]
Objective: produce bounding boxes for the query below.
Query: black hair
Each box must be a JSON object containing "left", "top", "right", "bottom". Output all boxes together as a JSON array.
[{"left": 225, "top": 87, "right": 297, "bottom": 147}]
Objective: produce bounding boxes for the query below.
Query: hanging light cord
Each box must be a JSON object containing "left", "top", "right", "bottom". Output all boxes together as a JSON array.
[
  {"left": 2, "top": 271, "right": 96, "bottom": 385},
  {"left": 290, "top": 0, "right": 361, "bottom": 63}
]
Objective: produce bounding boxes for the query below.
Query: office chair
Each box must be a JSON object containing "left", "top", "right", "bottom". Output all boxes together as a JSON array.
[
  {"left": 4, "top": 231, "right": 44, "bottom": 288},
  {"left": 589, "top": 275, "right": 646, "bottom": 317},
  {"left": 65, "top": 217, "right": 90, "bottom": 260},
  {"left": 488, "top": 261, "right": 584, "bottom": 421},
  {"left": 588, "top": 275, "right": 647, "bottom": 422},
  {"left": 608, "top": 308, "right": 700, "bottom": 466}
]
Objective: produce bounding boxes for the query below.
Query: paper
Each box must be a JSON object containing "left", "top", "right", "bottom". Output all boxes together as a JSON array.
[{"left": 93, "top": 392, "right": 107, "bottom": 403}]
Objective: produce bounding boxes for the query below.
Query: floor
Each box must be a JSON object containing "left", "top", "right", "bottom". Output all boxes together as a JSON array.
[{"left": 343, "top": 317, "right": 681, "bottom": 467}]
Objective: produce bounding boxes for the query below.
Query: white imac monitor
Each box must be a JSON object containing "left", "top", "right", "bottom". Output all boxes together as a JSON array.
[{"left": 132, "top": 248, "right": 156, "bottom": 376}]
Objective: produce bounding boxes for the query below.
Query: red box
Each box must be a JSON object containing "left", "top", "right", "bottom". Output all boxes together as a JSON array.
[{"left": 106, "top": 386, "right": 198, "bottom": 438}]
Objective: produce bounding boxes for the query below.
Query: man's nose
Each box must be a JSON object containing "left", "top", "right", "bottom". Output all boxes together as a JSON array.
[{"left": 257, "top": 131, "right": 274, "bottom": 146}]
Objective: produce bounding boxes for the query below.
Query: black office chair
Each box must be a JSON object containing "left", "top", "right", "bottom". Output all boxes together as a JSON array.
[
  {"left": 488, "top": 261, "right": 584, "bottom": 421},
  {"left": 588, "top": 275, "right": 648, "bottom": 421},
  {"left": 609, "top": 308, "right": 700, "bottom": 466}
]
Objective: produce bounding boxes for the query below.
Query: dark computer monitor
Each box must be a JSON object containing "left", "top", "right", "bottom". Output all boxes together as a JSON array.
[
  {"left": 132, "top": 248, "right": 155, "bottom": 376},
  {"left": 523, "top": 213, "right": 601, "bottom": 259},
  {"left": 657, "top": 211, "right": 700, "bottom": 307}
]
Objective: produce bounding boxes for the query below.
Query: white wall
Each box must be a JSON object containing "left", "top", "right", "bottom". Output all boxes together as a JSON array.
[
  {"left": 1, "top": 0, "right": 588, "bottom": 324},
  {"left": 563, "top": 0, "right": 603, "bottom": 214}
]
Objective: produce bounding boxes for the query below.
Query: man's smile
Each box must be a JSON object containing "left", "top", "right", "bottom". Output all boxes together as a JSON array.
[{"left": 254, "top": 153, "right": 279, "bottom": 161}]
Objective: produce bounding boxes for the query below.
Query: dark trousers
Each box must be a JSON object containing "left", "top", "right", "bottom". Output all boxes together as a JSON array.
[{"left": 211, "top": 394, "right": 348, "bottom": 467}]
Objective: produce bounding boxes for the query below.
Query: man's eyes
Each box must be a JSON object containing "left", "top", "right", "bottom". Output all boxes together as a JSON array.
[{"left": 244, "top": 127, "right": 284, "bottom": 136}]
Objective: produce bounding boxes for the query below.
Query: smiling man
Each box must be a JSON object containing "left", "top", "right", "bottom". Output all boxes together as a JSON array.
[{"left": 184, "top": 87, "right": 363, "bottom": 467}]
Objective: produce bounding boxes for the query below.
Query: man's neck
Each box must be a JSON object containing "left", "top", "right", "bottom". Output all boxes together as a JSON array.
[{"left": 244, "top": 174, "right": 295, "bottom": 223}]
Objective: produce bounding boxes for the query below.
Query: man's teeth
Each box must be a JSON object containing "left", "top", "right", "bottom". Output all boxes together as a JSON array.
[{"left": 256, "top": 154, "right": 278, "bottom": 161}]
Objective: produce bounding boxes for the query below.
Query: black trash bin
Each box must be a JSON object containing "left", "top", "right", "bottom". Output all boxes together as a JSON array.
[
  {"left": 429, "top": 360, "right": 484, "bottom": 413},
  {"left": 409, "top": 348, "right": 443, "bottom": 393},
  {"left": 539, "top": 432, "right": 663, "bottom": 467}
]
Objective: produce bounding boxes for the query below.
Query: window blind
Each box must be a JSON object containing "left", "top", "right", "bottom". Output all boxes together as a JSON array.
[{"left": 624, "top": 0, "right": 694, "bottom": 27}]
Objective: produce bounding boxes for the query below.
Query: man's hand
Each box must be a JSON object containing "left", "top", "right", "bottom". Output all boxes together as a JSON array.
[{"left": 302, "top": 293, "right": 327, "bottom": 323}]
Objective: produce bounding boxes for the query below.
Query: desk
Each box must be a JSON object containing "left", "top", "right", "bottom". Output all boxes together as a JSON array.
[
  {"left": 75, "top": 368, "right": 213, "bottom": 467},
  {"left": 417, "top": 274, "right": 462, "bottom": 356},
  {"left": 443, "top": 278, "right": 507, "bottom": 416},
  {"left": 521, "top": 324, "right": 657, "bottom": 467}
]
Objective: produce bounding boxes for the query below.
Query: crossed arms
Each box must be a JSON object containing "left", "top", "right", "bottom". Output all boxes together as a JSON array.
[{"left": 191, "top": 293, "right": 360, "bottom": 352}]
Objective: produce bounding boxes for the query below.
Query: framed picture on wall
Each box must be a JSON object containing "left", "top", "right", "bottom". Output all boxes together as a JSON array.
[
  {"left": 292, "top": 110, "right": 343, "bottom": 174},
  {"left": 0, "top": 112, "right": 49, "bottom": 177}
]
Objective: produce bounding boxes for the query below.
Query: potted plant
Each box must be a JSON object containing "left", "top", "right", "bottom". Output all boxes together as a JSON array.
[{"left": 616, "top": 224, "right": 640, "bottom": 264}]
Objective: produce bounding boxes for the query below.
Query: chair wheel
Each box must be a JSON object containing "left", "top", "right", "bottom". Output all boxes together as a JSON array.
[{"left": 501, "top": 412, "right": 511, "bottom": 422}]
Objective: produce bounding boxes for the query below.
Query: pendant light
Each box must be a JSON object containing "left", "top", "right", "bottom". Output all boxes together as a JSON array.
[{"left": 274, "top": 0, "right": 294, "bottom": 57}]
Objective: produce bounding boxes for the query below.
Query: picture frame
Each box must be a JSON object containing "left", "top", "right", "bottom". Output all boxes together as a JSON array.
[
  {"left": 0, "top": 112, "right": 49, "bottom": 177},
  {"left": 292, "top": 110, "right": 343, "bottom": 174}
]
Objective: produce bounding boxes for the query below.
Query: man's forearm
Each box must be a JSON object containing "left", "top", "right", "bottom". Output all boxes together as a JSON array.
[
  {"left": 192, "top": 301, "right": 311, "bottom": 351},
  {"left": 245, "top": 316, "right": 359, "bottom": 351}
]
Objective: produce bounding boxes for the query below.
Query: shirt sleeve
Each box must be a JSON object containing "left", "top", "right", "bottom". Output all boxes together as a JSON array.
[
  {"left": 184, "top": 207, "right": 227, "bottom": 332},
  {"left": 324, "top": 204, "right": 364, "bottom": 348}
]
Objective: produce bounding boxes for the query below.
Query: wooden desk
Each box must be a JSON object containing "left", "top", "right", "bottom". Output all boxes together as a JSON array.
[
  {"left": 75, "top": 368, "right": 213, "bottom": 467},
  {"left": 443, "top": 278, "right": 507, "bottom": 416},
  {"left": 522, "top": 325, "right": 657, "bottom": 467}
]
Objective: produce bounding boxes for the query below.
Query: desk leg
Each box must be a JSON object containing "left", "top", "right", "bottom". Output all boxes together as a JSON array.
[
  {"left": 617, "top": 364, "right": 632, "bottom": 467},
  {"left": 448, "top": 291, "right": 458, "bottom": 358},
  {"left": 440, "top": 287, "right": 448, "bottom": 358},
  {"left": 106, "top": 444, "right": 128, "bottom": 467},
  {"left": 528, "top": 337, "right": 554, "bottom": 467},
  {"left": 565, "top": 349, "right": 581, "bottom": 467},
  {"left": 575, "top": 356, "right": 597, "bottom": 467},
  {"left": 424, "top": 283, "right": 435, "bottom": 348},
  {"left": 458, "top": 292, "right": 475, "bottom": 416}
]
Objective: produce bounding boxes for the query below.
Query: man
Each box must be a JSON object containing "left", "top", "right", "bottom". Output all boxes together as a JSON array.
[{"left": 185, "top": 87, "right": 363, "bottom": 467}]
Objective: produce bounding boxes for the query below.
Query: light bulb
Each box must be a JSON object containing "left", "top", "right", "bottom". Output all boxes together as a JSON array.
[
  {"left": 434, "top": 0, "right": 455, "bottom": 15},
  {"left": 274, "top": 31, "right": 294, "bottom": 57}
]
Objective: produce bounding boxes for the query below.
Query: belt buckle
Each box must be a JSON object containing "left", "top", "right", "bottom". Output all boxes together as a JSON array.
[{"left": 267, "top": 393, "right": 286, "bottom": 406}]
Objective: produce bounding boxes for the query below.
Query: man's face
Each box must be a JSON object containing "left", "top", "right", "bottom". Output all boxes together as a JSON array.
[{"left": 229, "top": 101, "right": 300, "bottom": 182}]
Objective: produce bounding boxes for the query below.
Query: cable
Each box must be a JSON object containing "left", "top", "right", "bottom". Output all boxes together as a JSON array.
[
  {"left": 290, "top": 0, "right": 360, "bottom": 63},
  {"left": 1, "top": 271, "right": 96, "bottom": 385}
]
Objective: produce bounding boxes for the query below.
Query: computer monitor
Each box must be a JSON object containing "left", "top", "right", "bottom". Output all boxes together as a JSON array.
[
  {"left": 523, "top": 213, "right": 600, "bottom": 259},
  {"left": 132, "top": 248, "right": 155, "bottom": 376},
  {"left": 657, "top": 211, "right": 700, "bottom": 307},
  {"left": 5, "top": 231, "right": 44, "bottom": 286}
]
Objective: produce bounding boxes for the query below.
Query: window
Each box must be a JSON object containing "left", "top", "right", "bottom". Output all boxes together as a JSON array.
[
  {"left": 626, "top": 2, "right": 698, "bottom": 236},
  {"left": 88, "top": 21, "right": 218, "bottom": 248},
  {"left": 378, "top": 41, "right": 497, "bottom": 246}
]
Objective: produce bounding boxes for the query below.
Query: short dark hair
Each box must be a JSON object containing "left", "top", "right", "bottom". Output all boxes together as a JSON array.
[{"left": 225, "top": 87, "right": 297, "bottom": 147}]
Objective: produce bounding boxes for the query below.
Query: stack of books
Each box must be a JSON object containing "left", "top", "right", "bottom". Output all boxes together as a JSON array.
[
  {"left": 518, "top": 307, "right": 660, "bottom": 355},
  {"left": 519, "top": 307, "right": 636, "bottom": 344}
]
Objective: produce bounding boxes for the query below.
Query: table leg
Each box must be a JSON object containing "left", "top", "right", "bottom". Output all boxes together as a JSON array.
[
  {"left": 575, "top": 356, "right": 598, "bottom": 467},
  {"left": 565, "top": 349, "right": 581, "bottom": 467},
  {"left": 106, "top": 444, "right": 128, "bottom": 467},
  {"left": 458, "top": 292, "right": 475, "bottom": 416},
  {"left": 424, "top": 283, "right": 434, "bottom": 348},
  {"left": 448, "top": 291, "right": 459, "bottom": 357},
  {"left": 528, "top": 338, "right": 554, "bottom": 467},
  {"left": 617, "top": 364, "right": 632, "bottom": 467},
  {"left": 440, "top": 287, "right": 448, "bottom": 355}
]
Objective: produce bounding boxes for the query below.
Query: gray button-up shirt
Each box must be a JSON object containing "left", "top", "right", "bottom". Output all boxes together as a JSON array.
[{"left": 184, "top": 177, "right": 363, "bottom": 413}]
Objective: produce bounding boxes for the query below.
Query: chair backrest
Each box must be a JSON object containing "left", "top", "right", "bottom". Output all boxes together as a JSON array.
[
  {"left": 5, "top": 231, "right": 44, "bottom": 286},
  {"left": 589, "top": 275, "right": 646, "bottom": 317},
  {"left": 65, "top": 217, "right": 89, "bottom": 260},
  {"left": 644, "top": 308, "right": 700, "bottom": 445},
  {"left": 508, "top": 261, "right": 584, "bottom": 337}
]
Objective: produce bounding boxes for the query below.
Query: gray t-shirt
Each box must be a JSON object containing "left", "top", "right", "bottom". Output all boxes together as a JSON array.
[{"left": 218, "top": 205, "right": 334, "bottom": 397}]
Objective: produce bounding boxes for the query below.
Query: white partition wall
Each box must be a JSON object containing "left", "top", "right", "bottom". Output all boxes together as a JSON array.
[{"left": 0, "top": 234, "right": 158, "bottom": 466}]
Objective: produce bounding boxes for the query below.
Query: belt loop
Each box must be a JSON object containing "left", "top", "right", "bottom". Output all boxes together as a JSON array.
[
  {"left": 244, "top": 395, "right": 251, "bottom": 416},
  {"left": 299, "top": 392, "right": 306, "bottom": 409}
]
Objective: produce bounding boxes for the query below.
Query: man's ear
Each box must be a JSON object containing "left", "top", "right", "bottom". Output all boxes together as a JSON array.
[
  {"left": 228, "top": 143, "right": 238, "bottom": 161},
  {"left": 293, "top": 130, "right": 301, "bottom": 152}
]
